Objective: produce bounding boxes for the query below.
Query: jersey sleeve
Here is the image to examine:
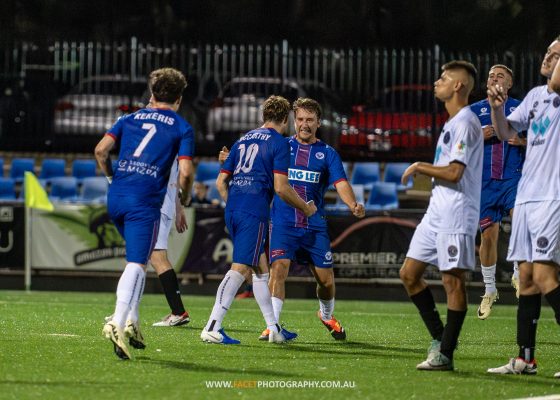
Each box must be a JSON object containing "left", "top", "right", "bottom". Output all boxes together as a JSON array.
[
  {"left": 106, "top": 115, "right": 126, "bottom": 141},
  {"left": 273, "top": 137, "right": 290, "bottom": 175},
  {"left": 449, "top": 118, "right": 480, "bottom": 166},
  {"left": 178, "top": 125, "right": 194, "bottom": 160},
  {"left": 327, "top": 149, "right": 347, "bottom": 186},
  {"left": 221, "top": 142, "right": 236, "bottom": 174},
  {"left": 507, "top": 90, "right": 534, "bottom": 133}
]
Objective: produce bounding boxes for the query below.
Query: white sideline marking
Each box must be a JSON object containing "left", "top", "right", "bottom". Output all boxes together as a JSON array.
[
  {"left": 47, "top": 333, "right": 79, "bottom": 337},
  {"left": 511, "top": 396, "right": 560, "bottom": 400}
]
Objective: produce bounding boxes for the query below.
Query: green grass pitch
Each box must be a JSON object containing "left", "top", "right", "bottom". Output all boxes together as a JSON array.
[{"left": 1, "top": 290, "right": 560, "bottom": 400}]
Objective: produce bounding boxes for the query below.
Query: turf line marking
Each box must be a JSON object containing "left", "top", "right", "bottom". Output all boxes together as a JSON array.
[
  {"left": 511, "top": 395, "right": 560, "bottom": 400},
  {"left": 47, "top": 333, "right": 79, "bottom": 337}
]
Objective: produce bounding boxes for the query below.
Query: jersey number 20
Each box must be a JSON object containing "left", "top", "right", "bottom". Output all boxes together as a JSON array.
[{"left": 234, "top": 143, "right": 259, "bottom": 174}]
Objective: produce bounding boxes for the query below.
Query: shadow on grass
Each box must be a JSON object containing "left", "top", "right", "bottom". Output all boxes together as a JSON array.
[
  {"left": 136, "top": 357, "right": 300, "bottom": 378},
  {"left": 274, "top": 340, "right": 425, "bottom": 358},
  {"left": 441, "top": 368, "right": 558, "bottom": 387}
]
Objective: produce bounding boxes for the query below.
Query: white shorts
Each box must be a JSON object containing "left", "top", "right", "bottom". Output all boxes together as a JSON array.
[
  {"left": 154, "top": 213, "right": 173, "bottom": 250},
  {"left": 507, "top": 200, "right": 560, "bottom": 264},
  {"left": 406, "top": 219, "right": 476, "bottom": 271}
]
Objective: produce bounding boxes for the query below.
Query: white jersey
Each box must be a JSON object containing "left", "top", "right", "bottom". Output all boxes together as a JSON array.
[
  {"left": 424, "top": 106, "right": 483, "bottom": 235},
  {"left": 507, "top": 85, "right": 560, "bottom": 204},
  {"left": 160, "top": 158, "right": 179, "bottom": 218}
]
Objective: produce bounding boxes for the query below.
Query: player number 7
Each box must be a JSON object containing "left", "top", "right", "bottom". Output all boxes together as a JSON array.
[{"left": 133, "top": 123, "right": 157, "bottom": 157}]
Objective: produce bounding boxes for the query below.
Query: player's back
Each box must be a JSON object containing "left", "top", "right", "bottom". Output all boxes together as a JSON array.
[
  {"left": 222, "top": 127, "right": 290, "bottom": 221},
  {"left": 108, "top": 108, "right": 194, "bottom": 207}
]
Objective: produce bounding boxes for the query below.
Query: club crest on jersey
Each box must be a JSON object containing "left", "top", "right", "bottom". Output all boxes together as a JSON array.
[
  {"left": 443, "top": 131, "right": 451, "bottom": 144},
  {"left": 554, "top": 97, "right": 560, "bottom": 108},
  {"left": 288, "top": 168, "right": 321, "bottom": 183},
  {"left": 315, "top": 152, "right": 325, "bottom": 160},
  {"left": 479, "top": 107, "right": 489, "bottom": 116},
  {"left": 325, "top": 251, "right": 333, "bottom": 261},
  {"left": 537, "top": 236, "right": 549, "bottom": 249},
  {"left": 509, "top": 106, "right": 517, "bottom": 113}
]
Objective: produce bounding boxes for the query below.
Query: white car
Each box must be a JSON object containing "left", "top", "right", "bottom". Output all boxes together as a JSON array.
[
  {"left": 206, "top": 77, "right": 347, "bottom": 144},
  {"left": 54, "top": 75, "right": 148, "bottom": 135}
]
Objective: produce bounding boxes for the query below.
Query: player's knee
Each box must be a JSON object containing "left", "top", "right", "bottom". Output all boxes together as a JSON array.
[{"left": 399, "top": 266, "right": 418, "bottom": 287}]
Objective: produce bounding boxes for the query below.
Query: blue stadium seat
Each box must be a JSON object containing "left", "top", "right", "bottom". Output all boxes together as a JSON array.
[
  {"left": 384, "top": 162, "right": 413, "bottom": 190},
  {"left": 365, "top": 182, "right": 399, "bottom": 210},
  {"left": 50, "top": 177, "right": 78, "bottom": 201},
  {"left": 0, "top": 158, "right": 4, "bottom": 177},
  {"left": 40, "top": 158, "right": 66, "bottom": 182},
  {"left": 195, "top": 161, "right": 221, "bottom": 182},
  {"left": 351, "top": 162, "right": 380, "bottom": 189},
  {"left": 10, "top": 158, "right": 35, "bottom": 183},
  {"left": 0, "top": 178, "right": 16, "bottom": 200},
  {"left": 326, "top": 184, "right": 365, "bottom": 213},
  {"left": 72, "top": 159, "right": 97, "bottom": 182},
  {"left": 79, "top": 177, "right": 108, "bottom": 203}
]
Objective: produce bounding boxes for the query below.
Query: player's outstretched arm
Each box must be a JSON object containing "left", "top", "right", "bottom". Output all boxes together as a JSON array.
[
  {"left": 487, "top": 85, "right": 517, "bottom": 141},
  {"left": 218, "top": 146, "right": 229, "bottom": 164},
  {"left": 334, "top": 180, "right": 365, "bottom": 218},
  {"left": 94, "top": 135, "right": 115, "bottom": 182},
  {"left": 178, "top": 158, "right": 194, "bottom": 206},
  {"left": 274, "top": 173, "right": 317, "bottom": 217},
  {"left": 216, "top": 171, "right": 231, "bottom": 203},
  {"left": 402, "top": 161, "right": 465, "bottom": 185}
]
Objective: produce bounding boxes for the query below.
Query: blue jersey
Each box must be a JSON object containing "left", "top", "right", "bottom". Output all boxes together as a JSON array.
[
  {"left": 270, "top": 136, "right": 347, "bottom": 231},
  {"left": 107, "top": 108, "right": 194, "bottom": 207},
  {"left": 470, "top": 98, "right": 524, "bottom": 181},
  {"left": 221, "top": 127, "right": 290, "bottom": 221}
]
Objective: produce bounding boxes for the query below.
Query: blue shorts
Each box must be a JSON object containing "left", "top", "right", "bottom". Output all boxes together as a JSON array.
[
  {"left": 108, "top": 194, "right": 161, "bottom": 265},
  {"left": 479, "top": 177, "right": 519, "bottom": 232},
  {"left": 269, "top": 224, "right": 333, "bottom": 268},
  {"left": 225, "top": 211, "right": 267, "bottom": 267}
]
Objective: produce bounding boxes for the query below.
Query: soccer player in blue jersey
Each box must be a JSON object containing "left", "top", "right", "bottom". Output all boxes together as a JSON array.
[
  {"left": 94, "top": 68, "right": 195, "bottom": 359},
  {"left": 470, "top": 65, "right": 525, "bottom": 319},
  {"left": 219, "top": 98, "right": 365, "bottom": 341},
  {"left": 262, "top": 98, "right": 365, "bottom": 341},
  {"left": 201, "top": 95, "right": 317, "bottom": 345}
]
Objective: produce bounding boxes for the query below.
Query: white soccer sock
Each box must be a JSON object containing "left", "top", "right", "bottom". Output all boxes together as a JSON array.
[
  {"left": 481, "top": 264, "right": 497, "bottom": 294},
  {"left": 319, "top": 298, "right": 335, "bottom": 321},
  {"left": 113, "top": 263, "right": 145, "bottom": 329},
  {"left": 252, "top": 273, "right": 280, "bottom": 333},
  {"left": 513, "top": 261, "right": 520, "bottom": 280},
  {"left": 204, "top": 270, "right": 245, "bottom": 332},
  {"left": 271, "top": 296, "right": 284, "bottom": 323},
  {"left": 127, "top": 269, "right": 146, "bottom": 324}
]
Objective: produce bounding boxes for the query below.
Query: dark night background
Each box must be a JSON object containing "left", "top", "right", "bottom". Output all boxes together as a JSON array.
[{"left": 0, "top": 0, "right": 558, "bottom": 51}]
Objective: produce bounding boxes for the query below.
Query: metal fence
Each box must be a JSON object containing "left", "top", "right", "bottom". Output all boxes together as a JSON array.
[{"left": 0, "top": 39, "right": 545, "bottom": 159}]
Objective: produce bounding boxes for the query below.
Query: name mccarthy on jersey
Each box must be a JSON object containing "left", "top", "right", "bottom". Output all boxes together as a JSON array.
[
  {"left": 133, "top": 112, "right": 175, "bottom": 125},
  {"left": 240, "top": 132, "right": 272, "bottom": 141}
]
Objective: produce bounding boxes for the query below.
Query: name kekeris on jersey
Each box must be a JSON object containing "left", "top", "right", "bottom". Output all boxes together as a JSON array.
[
  {"left": 288, "top": 168, "right": 320, "bottom": 183},
  {"left": 134, "top": 112, "right": 175, "bottom": 125},
  {"left": 116, "top": 159, "right": 161, "bottom": 178}
]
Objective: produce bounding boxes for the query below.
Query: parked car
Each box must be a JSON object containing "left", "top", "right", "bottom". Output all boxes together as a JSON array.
[
  {"left": 339, "top": 84, "right": 447, "bottom": 160},
  {"left": 206, "top": 77, "right": 348, "bottom": 145},
  {"left": 54, "top": 75, "right": 148, "bottom": 135}
]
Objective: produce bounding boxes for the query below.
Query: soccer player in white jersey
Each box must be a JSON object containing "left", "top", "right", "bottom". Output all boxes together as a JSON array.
[
  {"left": 488, "top": 36, "right": 560, "bottom": 377},
  {"left": 150, "top": 158, "right": 191, "bottom": 327},
  {"left": 399, "top": 60, "right": 483, "bottom": 371}
]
